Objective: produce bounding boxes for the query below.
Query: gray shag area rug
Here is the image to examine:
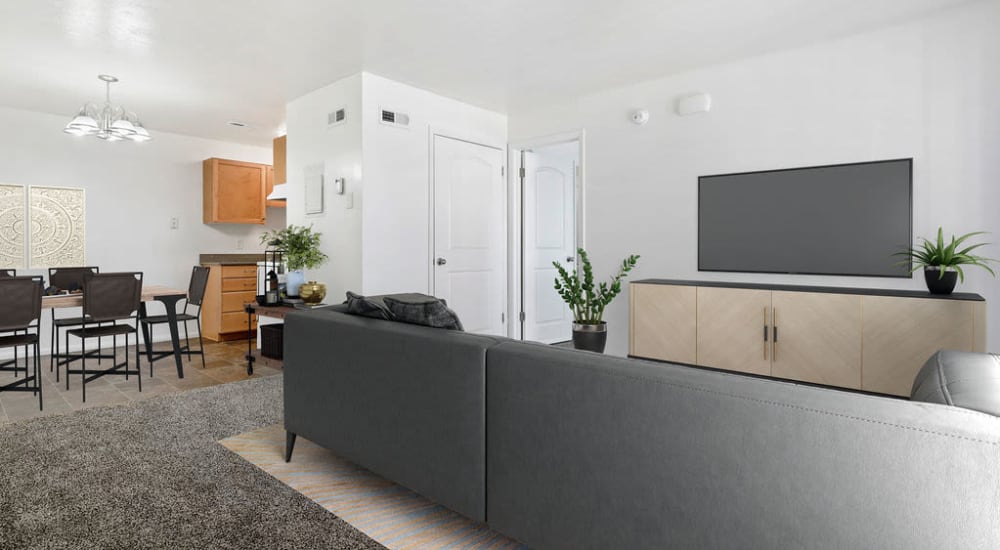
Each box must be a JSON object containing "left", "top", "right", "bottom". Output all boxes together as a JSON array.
[{"left": 0, "top": 376, "right": 384, "bottom": 550}]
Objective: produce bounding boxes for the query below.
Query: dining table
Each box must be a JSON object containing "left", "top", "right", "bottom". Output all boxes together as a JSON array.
[{"left": 42, "top": 284, "right": 190, "bottom": 379}]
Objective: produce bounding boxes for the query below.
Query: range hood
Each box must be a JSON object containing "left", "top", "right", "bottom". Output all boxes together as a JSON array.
[{"left": 267, "top": 183, "right": 287, "bottom": 201}]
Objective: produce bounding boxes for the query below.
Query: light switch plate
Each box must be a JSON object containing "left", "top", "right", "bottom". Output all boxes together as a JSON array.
[{"left": 345, "top": 192, "right": 354, "bottom": 209}]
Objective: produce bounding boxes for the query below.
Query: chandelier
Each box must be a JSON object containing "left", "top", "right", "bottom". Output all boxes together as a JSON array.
[{"left": 64, "top": 74, "right": 151, "bottom": 142}]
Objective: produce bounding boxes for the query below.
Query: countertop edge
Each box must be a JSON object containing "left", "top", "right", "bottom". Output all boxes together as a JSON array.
[{"left": 199, "top": 253, "right": 265, "bottom": 265}]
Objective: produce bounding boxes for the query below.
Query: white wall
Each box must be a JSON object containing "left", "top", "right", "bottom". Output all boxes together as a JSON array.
[
  {"left": 285, "top": 72, "right": 507, "bottom": 303},
  {"left": 508, "top": 0, "right": 1000, "bottom": 356},
  {"left": 360, "top": 72, "right": 507, "bottom": 295},
  {"left": 0, "top": 105, "right": 285, "bottom": 355},
  {"left": 284, "top": 73, "right": 364, "bottom": 302}
]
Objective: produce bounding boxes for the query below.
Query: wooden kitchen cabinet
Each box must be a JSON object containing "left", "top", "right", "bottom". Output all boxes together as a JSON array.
[
  {"left": 273, "top": 135, "right": 286, "bottom": 183},
  {"left": 265, "top": 136, "right": 287, "bottom": 209},
  {"left": 203, "top": 158, "right": 267, "bottom": 224},
  {"left": 696, "top": 286, "right": 772, "bottom": 376},
  {"left": 201, "top": 264, "right": 258, "bottom": 341},
  {"left": 266, "top": 166, "right": 274, "bottom": 202}
]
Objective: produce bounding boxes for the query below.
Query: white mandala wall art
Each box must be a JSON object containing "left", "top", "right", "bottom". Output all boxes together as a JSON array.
[
  {"left": 0, "top": 184, "right": 26, "bottom": 269},
  {"left": 29, "top": 186, "right": 86, "bottom": 268}
]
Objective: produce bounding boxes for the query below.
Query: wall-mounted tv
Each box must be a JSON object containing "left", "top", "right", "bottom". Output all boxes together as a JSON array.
[{"left": 698, "top": 158, "right": 912, "bottom": 278}]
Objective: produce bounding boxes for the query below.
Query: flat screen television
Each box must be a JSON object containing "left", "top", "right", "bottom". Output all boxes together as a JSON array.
[{"left": 698, "top": 158, "right": 912, "bottom": 278}]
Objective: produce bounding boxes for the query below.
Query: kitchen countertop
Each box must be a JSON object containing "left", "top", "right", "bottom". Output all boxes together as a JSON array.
[{"left": 199, "top": 253, "right": 265, "bottom": 265}]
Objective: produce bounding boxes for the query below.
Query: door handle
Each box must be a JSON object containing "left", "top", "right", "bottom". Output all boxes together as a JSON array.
[
  {"left": 772, "top": 308, "right": 778, "bottom": 362},
  {"left": 566, "top": 256, "right": 575, "bottom": 263},
  {"left": 436, "top": 258, "right": 447, "bottom": 266},
  {"left": 763, "top": 307, "right": 768, "bottom": 361}
]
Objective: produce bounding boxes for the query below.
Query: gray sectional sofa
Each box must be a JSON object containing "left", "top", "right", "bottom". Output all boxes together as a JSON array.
[{"left": 283, "top": 306, "right": 1000, "bottom": 549}]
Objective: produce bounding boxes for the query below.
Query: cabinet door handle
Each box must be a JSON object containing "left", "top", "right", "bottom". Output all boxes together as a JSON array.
[
  {"left": 762, "top": 307, "right": 769, "bottom": 360},
  {"left": 772, "top": 308, "right": 778, "bottom": 362}
]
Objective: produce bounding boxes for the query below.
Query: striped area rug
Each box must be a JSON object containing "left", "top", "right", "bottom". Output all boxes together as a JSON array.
[{"left": 220, "top": 425, "right": 527, "bottom": 550}]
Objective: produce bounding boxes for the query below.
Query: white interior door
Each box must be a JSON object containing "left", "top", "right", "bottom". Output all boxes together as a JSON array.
[
  {"left": 522, "top": 143, "right": 577, "bottom": 343},
  {"left": 432, "top": 135, "right": 506, "bottom": 336}
]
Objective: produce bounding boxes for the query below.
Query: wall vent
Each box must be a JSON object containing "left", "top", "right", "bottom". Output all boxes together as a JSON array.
[
  {"left": 379, "top": 107, "right": 410, "bottom": 129},
  {"left": 327, "top": 107, "right": 346, "bottom": 128}
]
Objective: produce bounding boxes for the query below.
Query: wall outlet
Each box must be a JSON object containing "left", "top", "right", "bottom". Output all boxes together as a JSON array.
[
  {"left": 170, "top": 217, "right": 179, "bottom": 230},
  {"left": 236, "top": 239, "right": 245, "bottom": 250}
]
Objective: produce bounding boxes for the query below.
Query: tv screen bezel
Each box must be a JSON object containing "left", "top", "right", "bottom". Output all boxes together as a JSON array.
[{"left": 697, "top": 158, "right": 913, "bottom": 278}]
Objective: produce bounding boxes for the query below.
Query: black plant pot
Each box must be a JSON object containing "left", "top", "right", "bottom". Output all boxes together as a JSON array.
[
  {"left": 924, "top": 267, "right": 958, "bottom": 295},
  {"left": 572, "top": 322, "right": 608, "bottom": 353}
]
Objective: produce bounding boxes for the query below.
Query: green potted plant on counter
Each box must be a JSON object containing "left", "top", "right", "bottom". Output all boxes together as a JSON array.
[
  {"left": 896, "top": 227, "right": 996, "bottom": 294},
  {"left": 553, "top": 248, "right": 640, "bottom": 353},
  {"left": 260, "top": 224, "right": 329, "bottom": 298}
]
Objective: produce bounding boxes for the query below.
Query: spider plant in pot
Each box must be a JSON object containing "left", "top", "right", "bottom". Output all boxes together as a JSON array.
[
  {"left": 895, "top": 227, "right": 996, "bottom": 295},
  {"left": 553, "top": 248, "right": 640, "bottom": 353},
  {"left": 260, "top": 224, "right": 329, "bottom": 298}
]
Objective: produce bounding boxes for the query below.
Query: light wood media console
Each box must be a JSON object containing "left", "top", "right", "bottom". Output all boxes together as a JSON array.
[{"left": 629, "top": 280, "right": 986, "bottom": 397}]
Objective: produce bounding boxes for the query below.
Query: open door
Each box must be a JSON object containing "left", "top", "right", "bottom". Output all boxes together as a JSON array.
[{"left": 521, "top": 141, "right": 578, "bottom": 343}]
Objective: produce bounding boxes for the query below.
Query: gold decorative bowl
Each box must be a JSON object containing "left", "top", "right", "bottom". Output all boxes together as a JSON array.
[{"left": 298, "top": 281, "right": 327, "bottom": 304}]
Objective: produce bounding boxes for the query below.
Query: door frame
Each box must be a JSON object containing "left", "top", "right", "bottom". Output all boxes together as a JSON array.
[
  {"left": 508, "top": 130, "right": 586, "bottom": 341},
  {"left": 429, "top": 128, "right": 509, "bottom": 333}
]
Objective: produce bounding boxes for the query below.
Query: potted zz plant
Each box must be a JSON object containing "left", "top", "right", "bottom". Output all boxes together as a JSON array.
[
  {"left": 553, "top": 248, "right": 640, "bottom": 353},
  {"left": 260, "top": 224, "right": 329, "bottom": 298},
  {"left": 896, "top": 227, "right": 996, "bottom": 295}
]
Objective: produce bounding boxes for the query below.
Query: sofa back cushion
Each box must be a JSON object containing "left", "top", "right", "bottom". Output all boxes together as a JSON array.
[{"left": 486, "top": 342, "right": 1000, "bottom": 550}]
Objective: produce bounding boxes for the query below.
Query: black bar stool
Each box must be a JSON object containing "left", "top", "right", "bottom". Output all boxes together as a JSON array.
[{"left": 0, "top": 276, "right": 44, "bottom": 410}]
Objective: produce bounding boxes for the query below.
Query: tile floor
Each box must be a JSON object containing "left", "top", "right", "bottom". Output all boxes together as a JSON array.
[{"left": 0, "top": 340, "right": 281, "bottom": 424}]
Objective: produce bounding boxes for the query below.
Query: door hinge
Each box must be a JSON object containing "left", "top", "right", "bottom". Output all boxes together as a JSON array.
[
  {"left": 519, "top": 311, "right": 526, "bottom": 322},
  {"left": 501, "top": 166, "right": 505, "bottom": 177},
  {"left": 519, "top": 167, "right": 526, "bottom": 178},
  {"left": 501, "top": 312, "right": 505, "bottom": 323}
]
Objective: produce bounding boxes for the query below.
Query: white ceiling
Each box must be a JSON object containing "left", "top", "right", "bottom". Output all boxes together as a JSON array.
[{"left": 0, "top": 0, "right": 975, "bottom": 146}]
